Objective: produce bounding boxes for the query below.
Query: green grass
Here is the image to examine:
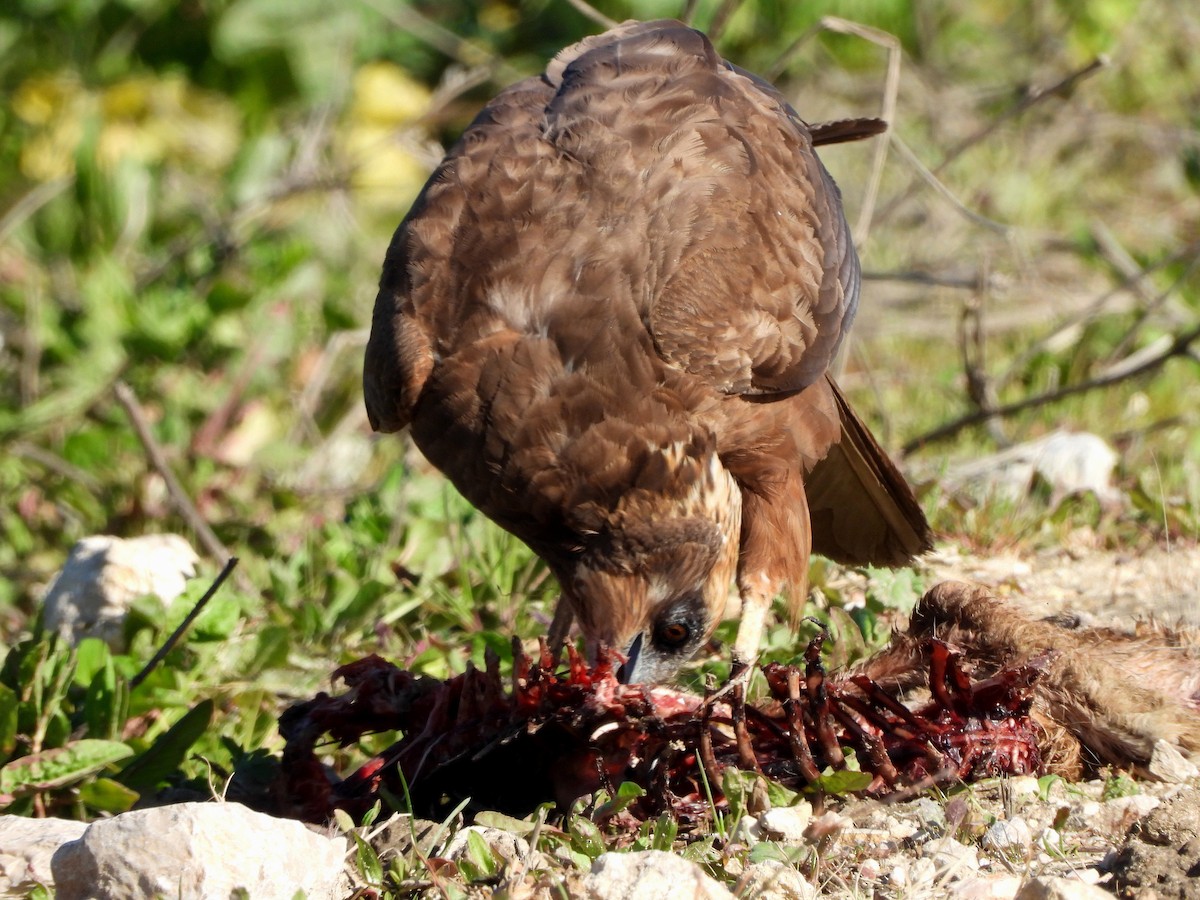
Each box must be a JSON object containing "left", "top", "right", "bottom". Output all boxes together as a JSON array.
[{"left": 0, "top": 0, "right": 1197, "bottom": 895}]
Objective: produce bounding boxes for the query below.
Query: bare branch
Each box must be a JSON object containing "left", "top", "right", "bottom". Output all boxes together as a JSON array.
[
  {"left": 815, "top": 17, "right": 901, "bottom": 247},
  {"left": 903, "top": 321, "right": 1200, "bottom": 455},
  {"left": 876, "top": 56, "right": 1108, "bottom": 225},
  {"left": 565, "top": 0, "right": 617, "bottom": 29},
  {"left": 889, "top": 134, "right": 1012, "bottom": 235},
  {"left": 707, "top": 0, "right": 744, "bottom": 43},
  {"left": 114, "top": 381, "right": 242, "bottom": 582}
]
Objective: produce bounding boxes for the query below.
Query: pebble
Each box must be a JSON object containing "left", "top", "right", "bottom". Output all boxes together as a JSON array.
[
  {"left": 923, "top": 835, "right": 980, "bottom": 877},
  {"left": 982, "top": 817, "right": 1033, "bottom": 856},
  {"left": 758, "top": 802, "right": 813, "bottom": 842}
]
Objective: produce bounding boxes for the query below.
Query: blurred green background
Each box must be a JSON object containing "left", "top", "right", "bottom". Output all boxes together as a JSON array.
[{"left": 0, "top": 0, "right": 1197, "bottom": 822}]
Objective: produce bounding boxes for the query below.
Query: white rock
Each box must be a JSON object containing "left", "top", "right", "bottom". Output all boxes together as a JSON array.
[
  {"left": 922, "top": 836, "right": 979, "bottom": 877},
  {"left": 982, "top": 818, "right": 1033, "bottom": 856},
  {"left": 1014, "top": 875, "right": 1115, "bottom": 900},
  {"left": 1148, "top": 739, "right": 1200, "bottom": 783},
  {"left": 50, "top": 802, "right": 347, "bottom": 900},
  {"left": 444, "top": 825, "right": 530, "bottom": 868},
  {"left": 858, "top": 858, "right": 881, "bottom": 881},
  {"left": 1094, "top": 794, "right": 1160, "bottom": 834},
  {"left": 1005, "top": 776, "right": 1042, "bottom": 798},
  {"left": 582, "top": 851, "right": 734, "bottom": 900},
  {"left": 737, "top": 859, "right": 816, "bottom": 900},
  {"left": 42, "top": 534, "right": 199, "bottom": 648},
  {"left": 1038, "top": 827, "right": 1065, "bottom": 853},
  {"left": 758, "top": 802, "right": 813, "bottom": 842},
  {"left": 729, "top": 814, "right": 763, "bottom": 845},
  {"left": 884, "top": 814, "right": 919, "bottom": 840},
  {"left": 942, "top": 430, "right": 1122, "bottom": 508},
  {"left": 0, "top": 815, "right": 88, "bottom": 896},
  {"left": 955, "top": 875, "right": 1023, "bottom": 899}
]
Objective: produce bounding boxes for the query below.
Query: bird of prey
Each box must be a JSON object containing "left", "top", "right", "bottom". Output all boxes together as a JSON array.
[{"left": 364, "top": 19, "right": 932, "bottom": 684}]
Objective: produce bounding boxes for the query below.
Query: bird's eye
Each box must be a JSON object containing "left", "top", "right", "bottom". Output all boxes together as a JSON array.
[{"left": 655, "top": 621, "right": 691, "bottom": 649}]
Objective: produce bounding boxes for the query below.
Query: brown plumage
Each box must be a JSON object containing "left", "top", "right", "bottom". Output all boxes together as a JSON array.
[{"left": 364, "top": 20, "right": 931, "bottom": 683}]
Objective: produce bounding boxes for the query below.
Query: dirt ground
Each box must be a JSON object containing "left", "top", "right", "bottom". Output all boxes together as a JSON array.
[{"left": 924, "top": 541, "right": 1200, "bottom": 627}]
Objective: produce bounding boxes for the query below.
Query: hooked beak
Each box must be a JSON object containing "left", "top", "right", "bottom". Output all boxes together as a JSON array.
[{"left": 616, "top": 632, "right": 644, "bottom": 684}]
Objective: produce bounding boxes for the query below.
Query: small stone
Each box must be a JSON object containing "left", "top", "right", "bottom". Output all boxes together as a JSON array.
[
  {"left": 51, "top": 802, "right": 347, "bottom": 900},
  {"left": 1014, "top": 875, "right": 1115, "bottom": 900},
  {"left": 1148, "top": 740, "right": 1200, "bottom": 783},
  {"left": 737, "top": 859, "right": 816, "bottom": 900},
  {"left": 982, "top": 818, "right": 1033, "bottom": 856},
  {"left": 444, "top": 825, "right": 530, "bottom": 869},
  {"left": 759, "top": 802, "right": 812, "bottom": 842},
  {"left": 858, "top": 859, "right": 881, "bottom": 881},
  {"left": 908, "top": 857, "right": 938, "bottom": 886},
  {"left": 1038, "top": 827, "right": 1065, "bottom": 854},
  {"left": 802, "top": 809, "right": 849, "bottom": 843},
  {"left": 954, "top": 875, "right": 1023, "bottom": 899},
  {"left": 0, "top": 816, "right": 89, "bottom": 896},
  {"left": 1005, "top": 776, "right": 1042, "bottom": 798},
  {"left": 912, "top": 797, "right": 947, "bottom": 831},
  {"left": 730, "top": 814, "right": 763, "bottom": 845},
  {"left": 884, "top": 815, "right": 918, "bottom": 840},
  {"left": 1094, "top": 794, "right": 1160, "bottom": 835},
  {"left": 42, "top": 534, "right": 199, "bottom": 648},
  {"left": 922, "top": 836, "right": 979, "bottom": 877},
  {"left": 582, "top": 851, "right": 735, "bottom": 900}
]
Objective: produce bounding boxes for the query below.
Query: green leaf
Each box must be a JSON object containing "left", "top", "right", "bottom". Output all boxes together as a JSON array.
[
  {"left": 592, "top": 781, "right": 645, "bottom": 820},
  {"left": 465, "top": 829, "right": 499, "bottom": 877},
  {"left": 0, "top": 683, "right": 17, "bottom": 759},
  {"left": 473, "top": 811, "right": 537, "bottom": 835},
  {"left": 192, "top": 594, "right": 242, "bottom": 642},
  {"left": 79, "top": 776, "right": 139, "bottom": 814},
  {"left": 116, "top": 698, "right": 214, "bottom": 792},
  {"left": 811, "top": 768, "right": 874, "bottom": 795},
  {"left": 83, "top": 652, "right": 127, "bottom": 741},
  {"left": 352, "top": 832, "right": 383, "bottom": 885},
  {"left": 0, "top": 739, "right": 134, "bottom": 795},
  {"left": 72, "top": 638, "right": 112, "bottom": 687}
]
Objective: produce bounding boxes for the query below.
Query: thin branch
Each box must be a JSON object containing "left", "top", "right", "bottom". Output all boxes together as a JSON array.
[
  {"left": 815, "top": 17, "right": 901, "bottom": 247},
  {"left": 707, "top": 0, "right": 744, "bottom": 43},
  {"left": 862, "top": 269, "right": 995, "bottom": 290},
  {"left": 114, "top": 381, "right": 238, "bottom": 573},
  {"left": 681, "top": 0, "right": 701, "bottom": 27},
  {"left": 903, "top": 321, "right": 1200, "bottom": 455},
  {"left": 889, "top": 134, "right": 1011, "bottom": 235},
  {"left": 0, "top": 177, "right": 73, "bottom": 244},
  {"left": 130, "top": 557, "right": 239, "bottom": 689},
  {"left": 11, "top": 441, "right": 102, "bottom": 491},
  {"left": 565, "top": 0, "right": 616, "bottom": 29},
  {"left": 876, "top": 55, "right": 1108, "bottom": 225},
  {"left": 996, "top": 238, "right": 1200, "bottom": 390}
]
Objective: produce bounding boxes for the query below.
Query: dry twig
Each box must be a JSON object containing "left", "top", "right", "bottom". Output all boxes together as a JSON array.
[
  {"left": 903, "top": 320, "right": 1200, "bottom": 454},
  {"left": 114, "top": 381, "right": 246, "bottom": 588}
]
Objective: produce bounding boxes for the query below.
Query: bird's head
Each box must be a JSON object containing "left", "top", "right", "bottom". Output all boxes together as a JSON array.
[{"left": 558, "top": 443, "right": 742, "bottom": 684}]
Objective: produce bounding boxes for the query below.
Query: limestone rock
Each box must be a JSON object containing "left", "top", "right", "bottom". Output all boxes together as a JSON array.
[
  {"left": 0, "top": 815, "right": 88, "bottom": 896},
  {"left": 581, "top": 850, "right": 734, "bottom": 900},
  {"left": 736, "top": 859, "right": 816, "bottom": 900},
  {"left": 1014, "top": 875, "right": 1114, "bottom": 900},
  {"left": 50, "top": 802, "right": 347, "bottom": 900},
  {"left": 42, "top": 534, "right": 199, "bottom": 648}
]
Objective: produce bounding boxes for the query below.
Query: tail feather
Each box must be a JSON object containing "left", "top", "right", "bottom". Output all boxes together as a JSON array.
[
  {"left": 806, "top": 376, "right": 932, "bottom": 566},
  {"left": 809, "top": 117, "right": 887, "bottom": 146}
]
